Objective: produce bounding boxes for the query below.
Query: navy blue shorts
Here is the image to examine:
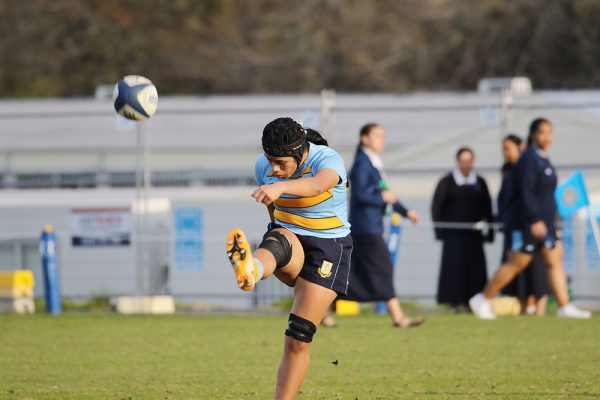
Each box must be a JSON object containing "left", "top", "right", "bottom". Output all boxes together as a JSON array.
[
  {"left": 264, "top": 224, "right": 353, "bottom": 294},
  {"left": 511, "top": 228, "right": 558, "bottom": 254},
  {"left": 296, "top": 233, "right": 353, "bottom": 295}
]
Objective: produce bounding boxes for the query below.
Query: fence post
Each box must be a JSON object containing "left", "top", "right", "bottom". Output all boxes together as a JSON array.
[
  {"left": 320, "top": 89, "right": 336, "bottom": 143},
  {"left": 40, "top": 224, "right": 61, "bottom": 314},
  {"left": 499, "top": 87, "right": 513, "bottom": 135}
]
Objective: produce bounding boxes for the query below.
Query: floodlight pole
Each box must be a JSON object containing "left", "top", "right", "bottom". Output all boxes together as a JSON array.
[
  {"left": 142, "top": 120, "right": 151, "bottom": 296},
  {"left": 320, "top": 89, "right": 336, "bottom": 143},
  {"left": 135, "top": 122, "right": 143, "bottom": 296},
  {"left": 500, "top": 88, "right": 513, "bottom": 135},
  {"left": 135, "top": 121, "right": 151, "bottom": 297}
]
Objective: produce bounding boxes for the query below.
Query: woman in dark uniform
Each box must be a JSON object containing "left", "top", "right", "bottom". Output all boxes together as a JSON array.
[
  {"left": 342, "top": 123, "right": 423, "bottom": 327},
  {"left": 470, "top": 118, "right": 591, "bottom": 319},
  {"left": 498, "top": 134, "right": 549, "bottom": 315},
  {"left": 431, "top": 147, "right": 494, "bottom": 310}
]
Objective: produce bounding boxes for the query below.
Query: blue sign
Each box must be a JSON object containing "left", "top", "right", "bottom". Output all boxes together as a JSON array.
[
  {"left": 585, "top": 206, "right": 600, "bottom": 271},
  {"left": 174, "top": 208, "right": 204, "bottom": 272},
  {"left": 561, "top": 216, "right": 574, "bottom": 274},
  {"left": 555, "top": 170, "right": 589, "bottom": 218}
]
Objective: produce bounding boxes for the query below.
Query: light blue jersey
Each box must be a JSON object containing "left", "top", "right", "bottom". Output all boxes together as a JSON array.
[{"left": 255, "top": 143, "right": 351, "bottom": 238}]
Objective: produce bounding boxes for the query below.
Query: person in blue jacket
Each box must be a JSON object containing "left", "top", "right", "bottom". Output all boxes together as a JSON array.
[
  {"left": 498, "top": 134, "right": 549, "bottom": 315},
  {"left": 470, "top": 118, "right": 591, "bottom": 319},
  {"left": 341, "top": 123, "right": 423, "bottom": 327}
]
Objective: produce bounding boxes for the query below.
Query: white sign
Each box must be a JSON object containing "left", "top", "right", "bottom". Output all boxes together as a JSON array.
[
  {"left": 480, "top": 106, "right": 500, "bottom": 126},
  {"left": 70, "top": 208, "right": 131, "bottom": 247}
]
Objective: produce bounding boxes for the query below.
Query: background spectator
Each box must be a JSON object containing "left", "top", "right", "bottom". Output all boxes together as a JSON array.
[
  {"left": 498, "top": 134, "right": 549, "bottom": 315},
  {"left": 340, "top": 123, "right": 423, "bottom": 328},
  {"left": 431, "top": 147, "right": 494, "bottom": 311}
]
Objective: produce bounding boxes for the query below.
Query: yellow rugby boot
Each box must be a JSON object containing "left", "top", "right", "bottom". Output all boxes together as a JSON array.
[{"left": 226, "top": 228, "right": 259, "bottom": 291}]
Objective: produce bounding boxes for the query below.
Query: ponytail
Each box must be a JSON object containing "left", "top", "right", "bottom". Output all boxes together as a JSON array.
[
  {"left": 305, "top": 128, "right": 328, "bottom": 146},
  {"left": 354, "top": 123, "right": 379, "bottom": 160}
]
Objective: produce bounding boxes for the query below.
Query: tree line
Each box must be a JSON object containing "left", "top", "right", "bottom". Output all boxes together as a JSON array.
[{"left": 1, "top": 0, "right": 599, "bottom": 97}]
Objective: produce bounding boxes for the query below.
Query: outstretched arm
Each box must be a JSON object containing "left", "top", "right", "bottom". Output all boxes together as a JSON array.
[{"left": 252, "top": 168, "right": 339, "bottom": 205}]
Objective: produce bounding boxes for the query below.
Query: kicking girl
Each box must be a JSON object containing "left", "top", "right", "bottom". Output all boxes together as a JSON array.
[{"left": 225, "top": 117, "right": 352, "bottom": 399}]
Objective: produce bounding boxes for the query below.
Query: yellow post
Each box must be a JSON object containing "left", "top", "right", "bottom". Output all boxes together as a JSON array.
[
  {"left": 0, "top": 270, "right": 36, "bottom": 313},
  {"left": 335, "top": 299, "right": 360, "bottom": 316}
]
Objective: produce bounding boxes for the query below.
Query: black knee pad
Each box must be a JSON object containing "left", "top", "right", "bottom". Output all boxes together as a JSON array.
[
  {"left": 259, "top": 230, "right": 292, "bottom": 269},
  {"left": 285, "top": 313, "right": 317, "bottom": 343}
]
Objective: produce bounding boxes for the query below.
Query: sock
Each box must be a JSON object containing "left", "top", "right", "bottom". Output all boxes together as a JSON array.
[
  {"left": 254, "top": 259, "right": 264, "bottom": 281},
  {"left": 526, "top": 305, "right": 537, "bottom": 315}
]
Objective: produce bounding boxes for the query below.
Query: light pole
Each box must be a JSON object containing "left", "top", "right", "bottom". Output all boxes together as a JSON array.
[
  {"left": 135, "top": 121, "right": 151, "bottom": 296},
  {"left": 478, "top": 77, "right": 532, "bottom": 137}
]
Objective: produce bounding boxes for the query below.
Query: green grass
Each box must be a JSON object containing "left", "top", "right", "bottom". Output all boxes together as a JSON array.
[{"left": 0, "top": 313, "right": 599, "bottom": 399}]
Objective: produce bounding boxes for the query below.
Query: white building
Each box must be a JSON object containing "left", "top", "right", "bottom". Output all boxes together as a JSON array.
[{"left": 1, "top": 91, "right": 599, "bottom": 309}]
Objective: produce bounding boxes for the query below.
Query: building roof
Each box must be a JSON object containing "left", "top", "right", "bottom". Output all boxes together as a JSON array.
[{"left": 1, "top": 90, "right": 599, "bottom": 171}]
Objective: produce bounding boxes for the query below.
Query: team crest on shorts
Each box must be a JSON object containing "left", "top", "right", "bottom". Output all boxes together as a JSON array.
[{"left": 318, "top": 260, "right": 333, "bottom": 278}]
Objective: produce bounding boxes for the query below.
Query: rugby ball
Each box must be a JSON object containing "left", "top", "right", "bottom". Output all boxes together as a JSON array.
[{"left": 113, "top": 75, "right": 158, "bottom": 120}]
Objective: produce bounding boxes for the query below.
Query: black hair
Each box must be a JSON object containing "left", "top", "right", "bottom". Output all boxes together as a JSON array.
[
  {"left": 306, "top": 128, "right": 328, "bottom": 146},
  {"left": 354, "top": 123, "right": 379, "bottom": 160},
  {"left": 456, "top": 146, "right": 474, "bottom": 160},
  {"left": 527, "top": 117, "right": 551, "bottom": 145},
  {"left": 503, "top": 133, "right": 522, "bottom": 147},
  {"left": 262, "top": 117, "right": 327, "bottom": 165}
]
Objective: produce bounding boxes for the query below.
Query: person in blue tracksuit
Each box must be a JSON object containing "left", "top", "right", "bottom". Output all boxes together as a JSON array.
[
  {"left": 470, "top": 118, "right": 591, "bottom": 319},
  {"left": 498, "top": 134, "right": 549, "bottom": 315},
  {"left": 342, "top": 123, "right": 423, "bottom": 328}
]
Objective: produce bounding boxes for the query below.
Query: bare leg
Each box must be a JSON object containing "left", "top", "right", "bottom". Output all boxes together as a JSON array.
[
  {"left": 539, "top": 242, "right": 570, "bottom": 307},
  {"left": 253, "top": 248, "right": 277, "bottom": 278},
  {"left": 321, "top": 303, "right": 337, "bottom": 327},
  {"left": 483, "top": 252, "right": 533, "bottom": 299},
  {"left": 387, "top": 297, "right": 424, "bottom": 327},
  {"left": 535, "top": 295, "right": 548, "bottom": 316},
  {"left": 386, "top": 297, "right": 405, "bottom": 323},
  {"left": 274, "top": 277, "right": 337, "bottom": 400}
]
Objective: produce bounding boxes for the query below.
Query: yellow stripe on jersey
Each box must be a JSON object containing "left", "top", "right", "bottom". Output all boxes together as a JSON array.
[
  {"left": 290, "top": 166, "right": 312, "bottom": 179},
  {"left": 274, "top": 209, "right": 344, "bottom": 231},
  {"left": 274, "top": 189, "right": 333, "bottom": 209}
]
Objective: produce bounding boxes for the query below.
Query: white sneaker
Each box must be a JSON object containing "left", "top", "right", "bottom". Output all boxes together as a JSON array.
[
  {"left": 557, "top": 304, "right": 592, "bottom": 319},
  {"left": 526, "top": 305, "right": 537, "bottom": 315},
  {"left": 469, "top": 293, "right": 496, "bottom": 320}
]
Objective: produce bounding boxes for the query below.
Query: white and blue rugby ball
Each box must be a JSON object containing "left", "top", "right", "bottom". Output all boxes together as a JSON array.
[{"left": 113, "top": 75, "right": 158, "bottom": 120}]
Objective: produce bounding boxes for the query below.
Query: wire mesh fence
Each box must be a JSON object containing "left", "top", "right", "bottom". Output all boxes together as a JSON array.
[{"left": 1, "top": 92, "right": 600, "bottom": 310}]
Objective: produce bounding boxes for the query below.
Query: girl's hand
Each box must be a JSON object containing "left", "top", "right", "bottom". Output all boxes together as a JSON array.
[
  {"left": 406, "top": 210, "right": 420, "bottom": 224},
  {"left": 252, "top": 183, "right": 285, "bottom": 205},
  {"left": 381, "top": 190, "right": 397, "bottom": 204},
  {"left": 530, "top": 220, "right": 547, "bottom": 239}
]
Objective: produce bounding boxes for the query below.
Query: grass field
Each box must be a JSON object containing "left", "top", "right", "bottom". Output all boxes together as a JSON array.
[{"left": 1, "top": 313, "right": 598, "bottom": 399}]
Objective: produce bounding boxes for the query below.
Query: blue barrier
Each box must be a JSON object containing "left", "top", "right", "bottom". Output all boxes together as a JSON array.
[{"left": 40, "top": 225, "right": 61, "bottom": 314}]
